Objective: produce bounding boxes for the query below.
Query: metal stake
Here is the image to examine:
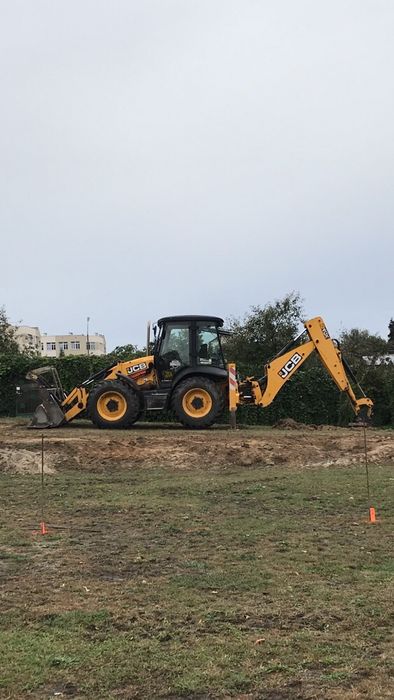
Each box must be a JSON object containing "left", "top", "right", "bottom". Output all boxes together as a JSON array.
[
  {"left": 363, "top": 426, "right": 370, "bottom": 504},
  {"left": 40, "top": 434, "right": 48, "bottom": 534}
]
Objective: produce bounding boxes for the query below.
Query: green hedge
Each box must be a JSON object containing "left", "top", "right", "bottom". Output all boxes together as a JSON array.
[
  {"left": 0, "top": 354, "right": 111, "bottom": 417},
  {"left": 1, "top": 352, "right": 393, "bottom": 426}
]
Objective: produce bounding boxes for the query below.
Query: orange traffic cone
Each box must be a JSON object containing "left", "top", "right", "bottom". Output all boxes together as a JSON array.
[
  {"left": 369, "top": 507, "right": 376, "bottom": 523},
  {"left": 40, "top": 521, "right": 48, "bottom": 535}
]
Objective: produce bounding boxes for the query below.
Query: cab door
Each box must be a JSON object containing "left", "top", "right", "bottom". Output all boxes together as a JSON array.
[
  {"left": 156, "top": 322, "right": 191, "bottom": 384},
  {"left": 195, "top": 322, "right": 225, "bottom": 368}
]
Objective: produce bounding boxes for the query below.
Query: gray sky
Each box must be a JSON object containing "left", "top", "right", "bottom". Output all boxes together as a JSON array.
[{"left": 1, "top": 0, "right": 393, "bottom": 350}]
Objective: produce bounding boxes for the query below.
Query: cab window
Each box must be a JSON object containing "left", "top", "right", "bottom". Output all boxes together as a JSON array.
[
  {"left": 159, "top": 323, "right": 190, "bottom": 370},
  {"left": 196, "top": 324, "right": 224, "bottom": 367}
]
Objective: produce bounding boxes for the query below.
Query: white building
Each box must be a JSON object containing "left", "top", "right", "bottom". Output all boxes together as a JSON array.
[
  {"left": 14, "top": 326, "right": 106, "bottom": 357},
  {"left": 14, "top": 326, "right": 41, "bottom": 353},
  {"left": 41, "top": 333, "right": 106, "bottom": 357}
]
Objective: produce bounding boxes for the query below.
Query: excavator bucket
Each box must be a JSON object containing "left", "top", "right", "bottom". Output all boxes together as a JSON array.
[
  {"left": 26, "top": 367, "right": 67, "bottom": 429},
  {"left": 349, "top": 402, "right": 372, "bottom": 427}
]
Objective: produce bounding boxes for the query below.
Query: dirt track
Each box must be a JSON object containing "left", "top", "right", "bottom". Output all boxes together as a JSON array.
[{"left": 1, "top": 418, "right": 393, "bottom": 474}]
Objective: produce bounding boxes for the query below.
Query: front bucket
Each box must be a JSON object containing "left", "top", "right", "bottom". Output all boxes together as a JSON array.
[
  {"left": 29, "top": 390, "right": 66, "bottom": 429},
  {"left": 26, "top": 367, "right": 66, "bottom": 429}
]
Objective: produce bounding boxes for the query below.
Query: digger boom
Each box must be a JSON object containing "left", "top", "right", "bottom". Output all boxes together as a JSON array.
[{"left": 233, "top": 317, "right": 373, "bottom": 419}]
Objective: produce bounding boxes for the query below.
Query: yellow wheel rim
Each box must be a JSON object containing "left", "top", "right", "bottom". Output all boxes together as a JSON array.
[
  {"left": 182, "top": 388, "right": 212, "bottom": 418},
  {"left": 97, "top": 391, "right": 127, "bottom": 421}
]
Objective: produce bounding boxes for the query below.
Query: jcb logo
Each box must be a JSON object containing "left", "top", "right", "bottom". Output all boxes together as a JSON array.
[
  {"left": 127, "top": 362, "right": 147, "bottom": 375},
  {"left": 278, "top": 352, "right": 302, "bottom": 379}
]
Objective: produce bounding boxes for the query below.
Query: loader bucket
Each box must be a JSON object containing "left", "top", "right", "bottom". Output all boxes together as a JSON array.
[
  {"left": 26, "top": 367, "right": 67, "bottom": 429},
  {"left": 29, "top": 388, "right": 66, "bottom": 428}
]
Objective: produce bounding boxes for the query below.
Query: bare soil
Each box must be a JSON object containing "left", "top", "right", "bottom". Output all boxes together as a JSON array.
[{"left": 0, "top": 419, "right": 393, "bottom": 474}]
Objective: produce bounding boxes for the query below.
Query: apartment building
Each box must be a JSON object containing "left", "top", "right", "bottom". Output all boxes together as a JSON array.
[
  {"left": 41, "top": 333, "right": 106, "bottom": 357},
  {"left": 14, "top": 326, "right": 42, "bottom": 353},
  {"left": 14, "top": 326, "right": 106, "bottom": 357}
]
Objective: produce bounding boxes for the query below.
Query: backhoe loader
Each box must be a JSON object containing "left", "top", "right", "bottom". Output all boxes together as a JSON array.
[{"left": 27, "top": 315, "right": 373, "bottom": 429}]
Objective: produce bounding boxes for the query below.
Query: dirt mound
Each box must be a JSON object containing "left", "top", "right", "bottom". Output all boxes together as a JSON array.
[
  {"left": 0, "top": 421, "right": 393, "bottom": 473},
  {"left": 0, "top": 448, "right": 56, "bottom": 474},
  {"left": 274, "top": 418, "right": 308, "bottom": 430}
]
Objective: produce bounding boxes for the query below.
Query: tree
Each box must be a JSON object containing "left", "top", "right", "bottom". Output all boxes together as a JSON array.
[
  {"left": 0, "top": 305, "right": 25, "bottom": 415},
  {"left": 339, "top": 327, "right": 393, "bottom": 426},
  {"left": 388, "top": 319, "right": 394, "bottom": 351},
  {"left": 339, "top": 328, "right": 388, "bottom": 375},
  {"left": 224, "top": 292, "right": 304, "bottom": 376},
  {"left": 107, "top": 343, "right": 144, "bottom": 362},
  {"left": 0, "top": 306, "right": 19, "bottom": 355}
]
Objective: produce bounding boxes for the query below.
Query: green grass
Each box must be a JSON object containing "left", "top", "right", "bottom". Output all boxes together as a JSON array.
[{"left": 0, "top": 458, "right": 393, "bottom": 699}]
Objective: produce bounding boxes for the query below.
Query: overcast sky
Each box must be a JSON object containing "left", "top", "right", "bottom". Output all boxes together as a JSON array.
[{"left": 0, "top": 0, "right": 393, "bottom": 350}]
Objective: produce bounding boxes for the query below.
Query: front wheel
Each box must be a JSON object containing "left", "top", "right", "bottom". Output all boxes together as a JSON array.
[
  {"left": 171, "top": 377, "right": 224, "bottom": 429},
  {"left": 88, "top": 380, "right": 140, "bottom": 429}
]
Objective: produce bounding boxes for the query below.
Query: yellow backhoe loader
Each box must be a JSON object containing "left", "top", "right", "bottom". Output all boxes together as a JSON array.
[{"left": 27, "top": 315, "right": 373, "bottom": 429}]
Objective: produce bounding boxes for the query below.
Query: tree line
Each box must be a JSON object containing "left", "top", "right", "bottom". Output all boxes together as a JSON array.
[{"left": 0, "top": 296, "right": 393, "bottom": 425}]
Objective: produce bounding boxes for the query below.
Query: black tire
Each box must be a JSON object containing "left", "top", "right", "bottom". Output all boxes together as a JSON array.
[
  {"left": 171, "top": 376, "right": 224, "bottom": 429},
  {"left": 88, "top": 380, "right": 141, "bottom": 429}
]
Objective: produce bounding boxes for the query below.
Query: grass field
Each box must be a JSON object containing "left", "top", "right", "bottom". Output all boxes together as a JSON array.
[{"left": 0, "top": 426, "right": 393, "bottom": 699}]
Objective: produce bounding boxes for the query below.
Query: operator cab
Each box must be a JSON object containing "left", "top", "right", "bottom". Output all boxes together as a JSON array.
[{"left": 154, "top": 315, "right": 226, "bottom": 383}]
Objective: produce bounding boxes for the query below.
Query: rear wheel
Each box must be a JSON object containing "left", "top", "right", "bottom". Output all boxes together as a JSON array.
[
  {"left": 171, "top": 377, "right": 224, "bottom": 429},
  {"left": 88, "top": 380, "right": 140, "bottom": 429}
]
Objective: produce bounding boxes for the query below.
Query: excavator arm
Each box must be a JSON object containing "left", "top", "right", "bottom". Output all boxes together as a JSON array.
[{"left": 236, "top": 317, "right": 373, "bottom": 418}]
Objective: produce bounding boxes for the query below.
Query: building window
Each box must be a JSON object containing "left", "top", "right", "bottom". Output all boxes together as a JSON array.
[
  {"left": 46, "top": 342, "right": 56, "bottom": 351},
  {"left": 59, "top": 342, "right": 68, "bottom": 351},
  {"left": 71, "top": 341, "right": 80, "bottom": 350},
  {"left": 87, "top": 342, "right": 96, "bottom": 351}
]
